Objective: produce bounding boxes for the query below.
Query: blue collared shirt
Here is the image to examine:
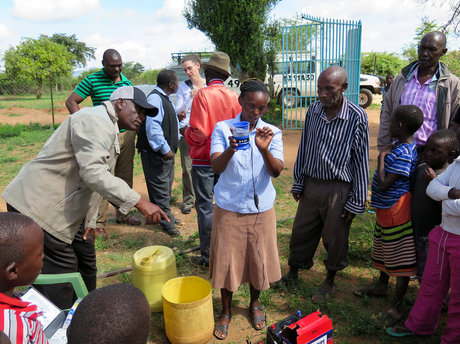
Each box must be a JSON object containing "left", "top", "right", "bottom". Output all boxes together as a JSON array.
[
  {"left": 146, "top": 86, "right": 180, "bottom": 154},
  {"left": 211, "top": 114, "right": 284, "bottom": 214}
]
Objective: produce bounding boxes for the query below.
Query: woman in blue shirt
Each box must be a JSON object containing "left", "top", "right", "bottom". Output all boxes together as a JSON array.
[{"left": 209, "top": 79, "right": 284, "bottom": 340}]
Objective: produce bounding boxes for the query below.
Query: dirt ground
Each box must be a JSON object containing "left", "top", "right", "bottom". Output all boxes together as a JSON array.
[
  {"left": 0, "top": 101, "right": 383, "bottom": 343},
  {"left": 0, "top": 101, "right": 380, "bottom": 170}
]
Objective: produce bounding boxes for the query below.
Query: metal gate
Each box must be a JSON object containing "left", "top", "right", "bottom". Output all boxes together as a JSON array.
[{"left": 280, "top": 15, "right": 362, "bottom": 129}]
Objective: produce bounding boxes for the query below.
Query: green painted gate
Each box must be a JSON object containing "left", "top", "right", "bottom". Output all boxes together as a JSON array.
[{"left": 280, "top": 15, "right": 362, "bottom": 129}]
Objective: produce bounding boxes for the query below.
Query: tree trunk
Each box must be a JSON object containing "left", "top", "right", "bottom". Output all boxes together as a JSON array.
[{"left": 36, "top": 78, "right": 42, "bottom": 99}]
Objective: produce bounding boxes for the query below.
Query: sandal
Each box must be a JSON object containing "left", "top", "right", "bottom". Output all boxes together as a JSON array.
[
  {"left": 213, "top": 314, "right": 231, "bottom": 340},
  {"left": 249, "top": 305, "right": 266, "bottom": 331},
  {"left": 353, "top": 284, "right": 388, "bottom": 297},
  {"left": 386, "top": 323, "right": 414, "bottom": 337}
]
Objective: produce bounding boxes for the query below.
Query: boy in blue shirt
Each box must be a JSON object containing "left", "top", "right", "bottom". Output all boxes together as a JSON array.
[{"left": 354, "top": 105, "right": 424, "bottom": 323}]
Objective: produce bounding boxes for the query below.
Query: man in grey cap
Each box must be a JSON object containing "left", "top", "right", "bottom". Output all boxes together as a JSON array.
[
  {"left": 2, "top": 86, "right": 169, "bottom": 308},
  {"left": 183, "top": 51, "right": 241, "bottom": 266}
]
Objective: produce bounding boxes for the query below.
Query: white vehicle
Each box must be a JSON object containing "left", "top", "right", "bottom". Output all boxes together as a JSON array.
[{"left": 268, "top": 54, "right": 381, "bottom": 108}]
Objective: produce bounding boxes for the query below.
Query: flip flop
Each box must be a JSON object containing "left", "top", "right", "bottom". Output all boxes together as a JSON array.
[
  {"left": 386, "top": 324, "right": 414, "bottom": 337},
  {"left": 249, "top": 305, "right": 266, "bottom": 331},
  {"left": 213, "top": 314, "right": 231, "bottom": 340},
  {"left": 353, "top": 285, "right": 388, "bottom": 297}
]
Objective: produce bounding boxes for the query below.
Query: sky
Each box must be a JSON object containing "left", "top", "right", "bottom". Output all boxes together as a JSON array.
[{"left": 0, "top": 0, "right": 458, "bottom": 71}]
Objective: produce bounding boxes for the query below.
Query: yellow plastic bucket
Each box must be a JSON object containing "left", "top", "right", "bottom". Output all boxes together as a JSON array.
[
  {"left": 132, "top": 245, "right": 176, "bottom": 312},
  {"left": 162, "top": 276, "right": 214, "bottom": 344}
]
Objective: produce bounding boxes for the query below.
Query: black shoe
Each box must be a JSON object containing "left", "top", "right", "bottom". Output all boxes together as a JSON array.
[
  {"left": 181, "top": 206, "right": 192, "bottom": 214},
  {"left": 191, "top": 256, "right": 209, "bottom": 267},
  {"left": 271, "top": 270, "right": 299, "bottom": 288},
  {"left": 163, "top": 227, "right": 180, "bottom": 237}
]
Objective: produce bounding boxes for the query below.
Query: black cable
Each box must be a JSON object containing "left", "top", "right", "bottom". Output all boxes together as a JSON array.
[{"left": 251, "top": 142, "right": 265, "bottom": 295}]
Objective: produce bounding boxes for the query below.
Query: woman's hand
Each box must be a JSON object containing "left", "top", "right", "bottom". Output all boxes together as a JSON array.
[{"left": 255, "top": 127, "right": 273, "bottom": 152}]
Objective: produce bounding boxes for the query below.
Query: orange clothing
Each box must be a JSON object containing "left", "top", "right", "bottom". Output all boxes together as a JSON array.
[{"left": 185, "top": 80, "right": 241, "bottom": 166}]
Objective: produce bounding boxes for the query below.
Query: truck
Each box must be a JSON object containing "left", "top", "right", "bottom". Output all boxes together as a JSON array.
[{"left": 269, "top": 54, "right": 382, "bottom": 109}]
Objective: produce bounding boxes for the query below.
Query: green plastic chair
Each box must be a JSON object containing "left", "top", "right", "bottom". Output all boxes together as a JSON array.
[{"left": 34, "top": 272, "right": 89, "bottom": 299}]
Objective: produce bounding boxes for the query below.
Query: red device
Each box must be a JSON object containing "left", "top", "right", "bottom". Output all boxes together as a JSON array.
[{"left": 267, "top": 311, "right": 333, "bottom": 344}]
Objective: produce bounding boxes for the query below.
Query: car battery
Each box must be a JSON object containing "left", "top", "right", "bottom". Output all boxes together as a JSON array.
[{"left": 267, "top": 311, "right": 333, "bottom": 344}]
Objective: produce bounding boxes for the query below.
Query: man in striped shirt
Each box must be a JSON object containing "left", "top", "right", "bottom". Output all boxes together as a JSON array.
[
  {"left": 276, "top": 66, "right": 369, "bottom": 303},
  {"left": 65, "top": 49, "right": 140, "bottom": 232}
]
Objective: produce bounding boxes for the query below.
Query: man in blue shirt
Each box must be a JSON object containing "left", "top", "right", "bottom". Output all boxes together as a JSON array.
[{"left": 136, "top": 70, "right": 180, "bottom": 236}]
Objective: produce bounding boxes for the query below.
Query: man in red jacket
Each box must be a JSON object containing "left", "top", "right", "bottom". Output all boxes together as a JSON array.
[{"left": 184, "top": 52, "right": 241, "bottom": 266}]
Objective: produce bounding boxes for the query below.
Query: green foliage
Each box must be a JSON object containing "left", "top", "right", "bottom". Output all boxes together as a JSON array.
[
  {"left": 0, "top": 124, "right": 24, "bottom": 138},
  {"left": 3, "top": 37, "right": 74, "bottom": 98},
  {"left": 41, "top": 33, "right": 96, "bottom": 68},
  {"left": 361, "top": 52, "right": 406, "bottom": 76},
  {"left": 414, "top": 17, "right": 441, "bottom": 43},
  {"left": 183, "top": 0, "right": 281, "bottom": 80},
  {"left": 441, "top": 50, "right": 460, "bottom": 77},
  {"left": 79, "top": 68, "right": 100, "bottom": 81},
  {"left": 264, "top": 98, "right": 282, "bottom": 126},
  {"left": 402, "top": 18, "right": 442, "bottom": 62},
  {"left": 265, "top": 20, "right": 282, "bottom": 98},
  {"left": 0, "top": 72, "right": 36, "bottom": 95},
  {"left": 135, "top": 69, "right": 162, "bottom": 85},
  {"left": 122, "top": 62, "right": 146, "bottom": 81}
]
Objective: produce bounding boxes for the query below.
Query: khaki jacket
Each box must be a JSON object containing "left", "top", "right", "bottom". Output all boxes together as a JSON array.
[
  {"left": 2, "top": 101, "right": 140, "bottom": 243},
  {"left": 378, "top": 61, "right": 460, "bottom": 150}
]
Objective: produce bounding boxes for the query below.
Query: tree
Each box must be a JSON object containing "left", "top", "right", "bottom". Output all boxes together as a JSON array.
[
  {"left": 183, "top": 0, "right": 281, "bottom": 80},
  {"left": 402, "top": 18, "right": 443, "bottom": 62},
  {"left": 361, "top": 52, "right": 406, "bottom": 76},
  {"left": 417, "top": 0, "right": 460, "bottom": 34},
  {"left": 264, "top": 20, "right": 282, "bottom": 98},
  {"left": 441, "top": 50, "right": 460, "bottom": 76},
  {"left": 41, "top": 33, "right": 96, "bottom": 68},
  {"left": 122, "top": 62, "right": 146, "bottom": 81},
  {"left": 136, "top": 69, "right": 162, "bottom": 85},
  {"left": 3, "top": 37, "right": 73, "bottom": 98}
]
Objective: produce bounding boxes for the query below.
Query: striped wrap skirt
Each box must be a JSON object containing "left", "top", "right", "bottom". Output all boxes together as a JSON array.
[{"left": 372, "top": 192, "right": 417, "bottom": 277}]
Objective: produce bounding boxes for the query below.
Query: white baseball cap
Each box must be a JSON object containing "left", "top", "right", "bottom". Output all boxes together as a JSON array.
[{"left": 110, "top": 86, "right": 158, "bottom": 117}]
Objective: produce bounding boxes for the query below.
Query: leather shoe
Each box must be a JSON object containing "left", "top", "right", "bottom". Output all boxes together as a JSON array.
[
  {"left": 191, "top": 256, "right": 209, "bottom": 267},
  {"left": 163, "top": 227, "right": 180, "bottom": 237},
  {"left": 181, "top": 206, "right": 192, "bottom": 214},
  {"left": 116, "top": 216, "right": 141, "bottom": 226}
]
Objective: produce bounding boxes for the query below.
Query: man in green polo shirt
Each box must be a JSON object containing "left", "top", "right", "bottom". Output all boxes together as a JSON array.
[{"left": 66, "top": 49, "right": 140, "bottom": 233}]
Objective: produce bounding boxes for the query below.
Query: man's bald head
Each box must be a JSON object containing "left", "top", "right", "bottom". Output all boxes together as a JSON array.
[
  {"left": 421, "top": 31, "right": 447, "bottom": 50},
  {"left": 418, "top": 31, "right": 447, "bottom": 70},
  {"left": 320, "top": 65, "right": 348, "bottom": 84},
  {"left": 317, "top": 65, "right": 348, "bottom": 114},
  {"left": 102, "top": 49, "right": 122, "bottom": 63},
  {"left": 101, "top": 49, "right": 122, "bottom": 81}
]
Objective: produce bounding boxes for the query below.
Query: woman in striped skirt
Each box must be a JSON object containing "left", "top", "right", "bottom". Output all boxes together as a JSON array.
[{"left": 354, "top": 105, "right": 424, "bottom": 322}]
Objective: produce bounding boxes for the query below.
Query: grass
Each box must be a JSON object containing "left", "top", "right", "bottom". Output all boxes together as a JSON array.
[
  {"left": 91, "top": 168, "right": 445, "bottom": 344},
  {"left": 0, "top": 91, "right": 69, "bottom": 110},
  {"left": 0, "top": 91, "right": 93, "bottom": 110},
  {"left": 0, "top": 123, "right": 61, "bottom": 189},
  {"left": 1, "top": 99, "right": 445, "bottom": 343}
]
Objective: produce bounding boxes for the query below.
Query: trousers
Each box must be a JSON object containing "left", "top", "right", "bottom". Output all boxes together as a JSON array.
[
  {"left": 7, "top": 203, "right": 96, "bottom": 310},
  {"left": 192, "top": 166, "right": 218, "bottom": 260},
  {"left": 405, "top": 226, "right": 460, "bottom": 344},
  {"left": 288, "top": 178, "right": 352, "bottom": 272},
  {"left": 179, "top": 136, "right": 195, "bottom": 208},
  {"left": 96, "top": 130, "right": 136, "bottom": 227},
  {"left": 140, "top": 150, "right": 176, "bottom": 229}
]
